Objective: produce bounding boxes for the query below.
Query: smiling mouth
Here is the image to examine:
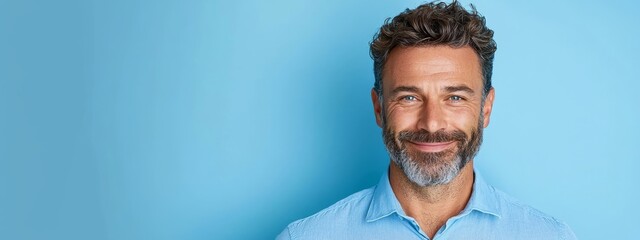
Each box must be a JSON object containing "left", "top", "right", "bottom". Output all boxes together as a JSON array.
[{"left": 407, "top": 141, "right": 456, "bottom": 152}]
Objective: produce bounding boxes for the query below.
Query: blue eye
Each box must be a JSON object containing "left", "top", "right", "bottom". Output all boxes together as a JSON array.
[
  {"left": 450, "top": 96, "right": 463, "bottom": 101},
  {"left": 402, "top": 96, "right": 417, "bottom": 101}
]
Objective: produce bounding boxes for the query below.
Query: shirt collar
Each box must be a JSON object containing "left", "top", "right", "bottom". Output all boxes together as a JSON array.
[
  {"left": 465, "top": 171, "right": 502, "bottom": 218},
  {"left": 365, "top": 169, "right": 404, "bottom": 222},
  {"left": 365, "top": 167, "right": 502, "bottom": 222}
]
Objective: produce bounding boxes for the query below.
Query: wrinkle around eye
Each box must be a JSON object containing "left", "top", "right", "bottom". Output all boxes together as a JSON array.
[{"left": 387, "top": 97, "right": 418, "bottom": 112}]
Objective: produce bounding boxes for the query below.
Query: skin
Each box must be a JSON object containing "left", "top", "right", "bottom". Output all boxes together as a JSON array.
[{"left": 371, "top": 46, "right": 495, "bottom": 238}]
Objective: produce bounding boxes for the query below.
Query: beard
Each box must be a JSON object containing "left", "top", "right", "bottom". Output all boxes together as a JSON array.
[{"left": 383, "top": 117, "right": 484, "bottom": 187}]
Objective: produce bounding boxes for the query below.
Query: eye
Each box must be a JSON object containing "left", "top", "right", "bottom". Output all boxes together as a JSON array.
[
  {"left": 401, "top": 95, "right": 418, "bottom": 102},
  {"left": 449, "top": 95, "right": 463, "bottom": 102}
]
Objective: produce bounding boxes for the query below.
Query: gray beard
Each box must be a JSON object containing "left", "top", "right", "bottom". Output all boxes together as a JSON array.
[
  {"left": 382, "top": 118, "right": 484, "bottom": 187},
  {"left": 391, "top": 147, "right": 465, "bottom": 186}
]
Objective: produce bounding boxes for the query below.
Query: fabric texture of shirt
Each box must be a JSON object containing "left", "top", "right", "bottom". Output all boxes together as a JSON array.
[{"left": 277, "top": 169, "right": 577, "bottom": 240}]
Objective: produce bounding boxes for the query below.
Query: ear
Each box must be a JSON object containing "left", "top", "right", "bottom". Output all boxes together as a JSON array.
[
  {"left": 371, "top": 88, "right": 383, "bottom": 128},
  {"left": 482, "top": 88, "right": 495, "bottom": 128}
]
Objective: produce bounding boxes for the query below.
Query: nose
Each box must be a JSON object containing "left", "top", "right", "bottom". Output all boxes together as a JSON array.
[{"left": 416, "top": 99, "right": 447, "bottom": 133}]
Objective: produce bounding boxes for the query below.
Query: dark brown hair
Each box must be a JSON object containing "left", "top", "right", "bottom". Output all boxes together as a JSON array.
[{"left": 370, "top": 0, "right": 497, "bottom": 96}]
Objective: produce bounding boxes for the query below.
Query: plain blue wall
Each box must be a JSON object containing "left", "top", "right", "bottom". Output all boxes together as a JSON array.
[{"left": 1, "top": 0, "right": 638, "bottom": 239}]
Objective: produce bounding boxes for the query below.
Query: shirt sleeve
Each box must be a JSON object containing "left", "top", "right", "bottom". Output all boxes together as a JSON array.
[
  {"left": 559, "top": 221, "right": 578, "bottom": 240},
  {"left": 275, "top": 226, "right": 292, "bottom": 240}
]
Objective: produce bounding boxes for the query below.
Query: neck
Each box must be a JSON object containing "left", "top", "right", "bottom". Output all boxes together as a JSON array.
[{"left": 389, "top": 160, "right": 475, "bottom": 238}]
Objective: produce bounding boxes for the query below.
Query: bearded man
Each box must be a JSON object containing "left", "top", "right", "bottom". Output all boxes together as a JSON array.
[{"left": 278, "top": 1, "right": 576, "bottom": 239}]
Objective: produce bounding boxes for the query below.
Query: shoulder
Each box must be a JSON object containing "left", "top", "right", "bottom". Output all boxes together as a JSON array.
[
  {"left": 277, "top": 187, "right": 375, "bottom": 240},
  {"left": 287, "top": 187, "right": 374, "bottom": 231},
  {"left": 492, "top": 188, "right": 577, "bottom": 239}
]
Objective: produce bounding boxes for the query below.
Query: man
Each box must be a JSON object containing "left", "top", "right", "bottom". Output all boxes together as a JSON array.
[{"left": 278, "top": 1, "right": 577, "bottom": 239}]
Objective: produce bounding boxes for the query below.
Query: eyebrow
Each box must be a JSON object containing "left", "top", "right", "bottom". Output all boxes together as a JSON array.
[
  {"left": 391, "top": 86, "right": 420, "bottom": 95},
  {"left": 390, "top": 85, "right": 475, "bottom": 95},
  {"left": 444, "top": 85, "right": 475, "bottom": 94}
]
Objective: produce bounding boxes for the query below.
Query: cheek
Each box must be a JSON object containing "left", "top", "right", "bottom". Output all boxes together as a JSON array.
[
  {"left": 386, "top": 106, "right": 420, "bottom": 131},
  {"left": 447, "top": 108, "right": 481, "bottom": 133}
]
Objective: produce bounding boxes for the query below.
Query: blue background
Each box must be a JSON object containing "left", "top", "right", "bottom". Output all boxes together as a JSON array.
[{"left": 1, "top": 0, "right": 638, "bottom": 239}]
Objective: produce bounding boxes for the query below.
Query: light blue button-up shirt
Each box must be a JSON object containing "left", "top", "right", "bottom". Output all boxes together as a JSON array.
[{"left": 277, "top": 169, "right": 577, "bottom": 239}]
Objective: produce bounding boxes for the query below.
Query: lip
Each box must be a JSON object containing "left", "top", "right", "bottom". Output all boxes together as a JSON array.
[{"left": 407, "top": 141, "right": 455, "bottom": 152}]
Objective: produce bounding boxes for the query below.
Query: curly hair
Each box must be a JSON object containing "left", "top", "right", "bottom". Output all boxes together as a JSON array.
[{"left": 370, "top": 0, "right": 497, "bottom": 96}]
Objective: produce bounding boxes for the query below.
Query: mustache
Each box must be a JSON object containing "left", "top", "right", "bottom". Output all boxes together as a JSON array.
[{"left": 397, "top": 129, "right": 467, "bottom": 143}]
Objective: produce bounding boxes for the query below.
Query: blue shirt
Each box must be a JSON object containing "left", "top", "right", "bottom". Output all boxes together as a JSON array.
[{"left": 277, "top": 169, "right": 577, "bottom": 240}]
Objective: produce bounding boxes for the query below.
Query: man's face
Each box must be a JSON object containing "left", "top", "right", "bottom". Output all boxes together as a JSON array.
[{"left": 371, "top": 46, "right": 495, "bottom": 187}]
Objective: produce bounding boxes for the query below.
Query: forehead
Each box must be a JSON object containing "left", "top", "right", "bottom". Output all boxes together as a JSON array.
[{"left": 382, "top": 46, "right": 483, "bottom": 91}]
